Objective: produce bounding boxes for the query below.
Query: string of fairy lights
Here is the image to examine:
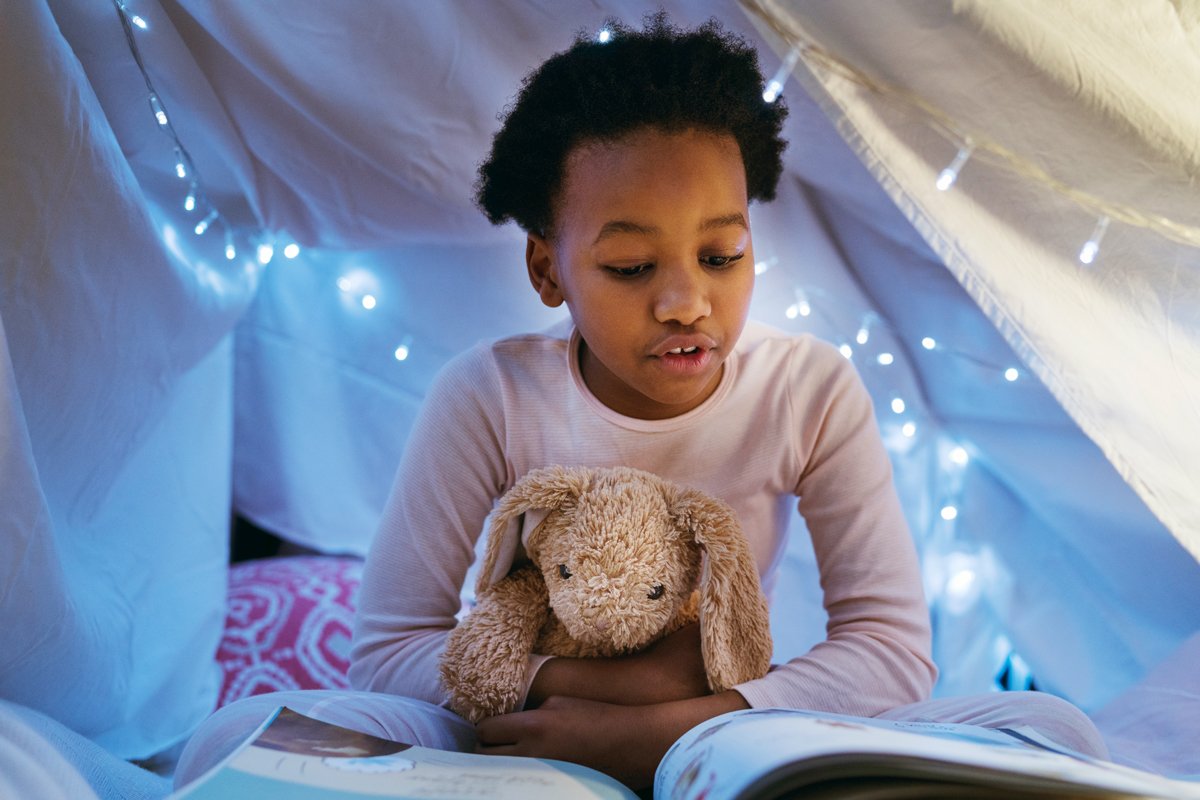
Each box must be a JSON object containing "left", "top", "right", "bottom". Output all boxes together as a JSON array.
[
  {"left": 113, "top": 0, "right": 300, "bottom": 269},
  {"left": 112, "top": 0, "right": 423, "bottom": 359},
  {"left": 744, "top": 9, "right": 1113, "bottom": 689},
  {"left": 117, "top": 6, "right": 1060, "bottom": 688}
]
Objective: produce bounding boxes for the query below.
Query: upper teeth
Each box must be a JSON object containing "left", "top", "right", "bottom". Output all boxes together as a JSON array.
[{"left": 668, "top": 346, "right": 699, "bottom": 354}]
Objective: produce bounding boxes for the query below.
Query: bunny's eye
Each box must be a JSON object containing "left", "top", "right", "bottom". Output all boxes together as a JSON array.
[
  {"left": 648, "top": 584, "right": 665, "bottom": 600},
  {"left": 558, "top": 564, "right": 572, "bottom": 580}
]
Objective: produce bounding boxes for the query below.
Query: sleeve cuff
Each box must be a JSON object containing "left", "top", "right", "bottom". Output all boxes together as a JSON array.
[{"left": 517, "top": 654, "right": 555, "bottom": 709}]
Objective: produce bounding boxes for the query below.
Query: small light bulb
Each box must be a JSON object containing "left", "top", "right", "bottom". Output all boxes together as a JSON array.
[
  {"left": 921, "top": 336, "right": 937, "bottom": 350},
  {"left": 856, "top": 326, "right": 869, "bottom": 345},
  {"left": 337, "top": 277, "right": 351, "bottom": 292},
  {"left": 224, "top": 230, "right": 236, "bottom": 260},
  {"left": 131, "top": 13, "right": 148, "bottom": 29},
  {"left": 1078, "top": 215, "right": 1110, "bottom": 265},
  {"left": 1004, "top": 367, "right": 1019, "bottom": 382},
  {"left": 891, "top": 397, "right": 906, "bottom": 414},
  {"left": 877, "top": 352, "right": 894, "bottom": 366},
  {"left": 940, "top": 505, "right": 959, "bottom": 521},
  {"left": 361, "top": 294, "right": 377, "bottom": 310},
  {"left": 394, "top": 335, "right": 413, "bottom": 362},
  {"left": 838, "top": 344, "right": 853, "bottom": 359},
  {"left": 787, "top": 289, "right": 812, "bottom": 320},
  {"left": 256, "top": 243, "right": 274, "bottom": 265},
  {"left": 762, "top": 47, "right": 801, "bottom": 104},
  {"left": 174, "top": 149, "right": 187, "bottom": 179},
  {"left": 902, "top": 422, "right": 917, "bottom": 438},
  {"left": 184, "top": 184, "right": 196, "bottom": 212},
  {"left": 283, "top": 243, "right": 300, "bottom": 259},
  {"left": 946, "top": 568, "right": 976, "bottom": 599},
  {"left": 754, "top": 260, "right": 771, "bottom": 275},
  {"left": 148, "top": 93, "right": 168, "bottom": 126},
  {"left": 193, "top": 210, "right": 217, "bottom": 236},
  {"left": 596, "top": 27, "right": 612, "bottom": 43},
  {"left": 949, "top": 446, "right": 969, "bottom": 466},
  {"left": 936, "top": 142, "right": 975, "bottom": 191}
]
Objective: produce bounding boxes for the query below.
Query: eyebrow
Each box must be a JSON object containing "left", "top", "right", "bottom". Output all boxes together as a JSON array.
[{"left": 591, "top": 212, "right": 749, "bottom": 245}]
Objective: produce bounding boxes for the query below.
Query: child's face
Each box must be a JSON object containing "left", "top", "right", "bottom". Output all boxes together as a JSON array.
[{"left": 527, "top": 127, "right": 754, "bottom": 420}]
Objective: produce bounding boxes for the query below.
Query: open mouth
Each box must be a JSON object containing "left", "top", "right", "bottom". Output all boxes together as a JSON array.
[{"left": 657, "top": 346, "right": 713, "bottom": 374}]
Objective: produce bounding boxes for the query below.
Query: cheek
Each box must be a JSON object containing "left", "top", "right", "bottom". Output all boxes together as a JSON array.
[{"left": 724, "top": 270, "right": 755, "bottom": 315}]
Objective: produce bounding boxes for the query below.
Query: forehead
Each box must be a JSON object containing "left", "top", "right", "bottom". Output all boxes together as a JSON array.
[{"left": 553, "top": 128, "right": 748, "bottom": 238}]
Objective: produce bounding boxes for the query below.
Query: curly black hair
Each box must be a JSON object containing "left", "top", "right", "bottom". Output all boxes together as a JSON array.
[{"left": 475, "top": 12, "right": 789, "bottom": 236}]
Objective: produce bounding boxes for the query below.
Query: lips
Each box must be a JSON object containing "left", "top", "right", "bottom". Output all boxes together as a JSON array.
[
  {"left": 650, "top": 333, "right": 718, "bottom": 376},
  {"left": 652, "top": 334, "right": 717, "bottom": 358}
]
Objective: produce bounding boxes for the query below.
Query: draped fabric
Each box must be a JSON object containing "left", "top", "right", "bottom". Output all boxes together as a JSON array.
[
  {"left": 1, "top": 0, "right": 1197, "bottom": 776},
  {"left": 740, "top": 0, "right": 1200, "bottom": 709},
  {"left": 1, "top": 0, "right": 251, "bottom": 758}
]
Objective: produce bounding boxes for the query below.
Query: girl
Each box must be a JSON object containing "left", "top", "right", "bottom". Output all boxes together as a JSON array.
[{"left": 176, "top": 14, "right": 1107, "bottom": 793}]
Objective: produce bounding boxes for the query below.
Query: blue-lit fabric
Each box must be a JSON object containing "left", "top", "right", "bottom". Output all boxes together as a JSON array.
[
  {"left": 0, "top": 0, "right": 247, "bottom": 759},
  {"left": 1, "top": 0, "right": 1197, "bottom": 782}
]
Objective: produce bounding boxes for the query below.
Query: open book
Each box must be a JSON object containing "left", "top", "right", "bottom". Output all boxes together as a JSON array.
[
  {"left": 654, "top": 707, "right": 1200, "bottom": 800},
  {"left": 169, "top": 704, "right": 1200, "bottom": 800},
  {"left": 169, "top": 706, "right": 637, "bottom": 799}
]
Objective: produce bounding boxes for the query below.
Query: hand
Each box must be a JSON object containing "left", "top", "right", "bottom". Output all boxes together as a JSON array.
[
  {"left": 525, "top": 622, "right": 710, "bottom": 708},
  {"left": 477, "top": 697, "right": 660, "bottom": 789},
  {"left": 477, "top": 691, "right": 751, "bottom": 791}
]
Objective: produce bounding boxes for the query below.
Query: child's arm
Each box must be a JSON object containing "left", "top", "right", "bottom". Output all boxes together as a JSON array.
[
  {"left": 524, "top": 622, "right": 710, "bottom": 708},
  {"left": 727, "top": 345, "right": 937, "bottom": 716},
  {"left": 348, "top": 346, "right": 510, "bottom": 703},
  {"left": 476, "top": 693, "right": 749, "bottom": 790}
]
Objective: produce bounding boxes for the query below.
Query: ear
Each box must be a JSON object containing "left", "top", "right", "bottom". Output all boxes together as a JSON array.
[
  {"left": 671, "top": 488, "right": 773, "bottom": 692},
  {"left": 475, "top": 465, "right": 588, "bottom": 595},
  {"left": 526, "top": 234, "right": 565, "bottom": 308}
]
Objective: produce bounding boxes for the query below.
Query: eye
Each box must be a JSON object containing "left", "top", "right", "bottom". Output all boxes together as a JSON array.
[
  {"left": 558, "top": 564, "right": 572, "bottom": 580},
  {"left": 700, "top": 253, "right": 745, "bottom": 269},
  {"left": 605, "top": 263, "right": 653, "bottom": 278},
  {"left": 648, "top": 584, "right": 665, "bottom": 600}
]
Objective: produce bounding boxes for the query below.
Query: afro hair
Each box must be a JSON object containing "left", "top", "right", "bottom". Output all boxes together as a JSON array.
[{"left": 475, "top": 12, "right": 789, "bottom": 236}]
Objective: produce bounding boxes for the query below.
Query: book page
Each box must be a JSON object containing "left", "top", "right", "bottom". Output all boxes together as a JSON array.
[
  {"left": 172, "top": 707, "right": 636, "bottom": 800},
  {"left": 655, "top": 708, "right": 1200, "bottom": 800}
]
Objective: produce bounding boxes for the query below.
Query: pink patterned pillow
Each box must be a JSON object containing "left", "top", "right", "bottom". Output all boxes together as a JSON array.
[{"left": 217, "top": 555, "right": 363, "bottom": 707}]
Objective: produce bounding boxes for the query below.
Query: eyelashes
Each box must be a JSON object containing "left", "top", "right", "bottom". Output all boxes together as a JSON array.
[
  {"left": 700, "top": 253, "right": 744, "bottom": 268},
  {"left": 607, "top": 263, "right": 652, "bottom": 277},
  {"left": 602, "top": 252, "right": 745, "bottom": 277}
]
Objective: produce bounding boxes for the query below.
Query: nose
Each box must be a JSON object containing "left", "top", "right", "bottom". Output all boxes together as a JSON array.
[
  {"left": 653, "top": 263, "right": 710, "bottom": 326},
  {"left": 580, "top": 604, "right": 611, "bottom": 631}
]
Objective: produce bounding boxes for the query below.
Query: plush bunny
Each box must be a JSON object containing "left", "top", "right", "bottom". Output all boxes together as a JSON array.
[{"left": 438, "top": 465, "right": 772, "bottom": 723}]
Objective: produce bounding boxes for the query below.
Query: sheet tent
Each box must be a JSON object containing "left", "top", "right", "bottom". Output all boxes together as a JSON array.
[{"left": 1, "top": 0, "right": 1198, "bottom": 797}]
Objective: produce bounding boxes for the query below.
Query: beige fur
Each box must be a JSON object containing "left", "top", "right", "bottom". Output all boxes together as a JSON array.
[{"left": 438, "top": 465, "right": 772, "bottom": 723}]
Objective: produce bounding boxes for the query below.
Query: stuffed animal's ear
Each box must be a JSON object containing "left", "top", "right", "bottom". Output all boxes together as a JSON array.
[
  {"left": 475, "top": 466, "right": 589, "bottom": 595},
  {"left": 670, "top": 488, "right": 773, "bottom": 692}
]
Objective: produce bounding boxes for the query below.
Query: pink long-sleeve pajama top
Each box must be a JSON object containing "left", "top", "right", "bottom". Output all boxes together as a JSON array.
[{"left": 349, "top": 320, "right": 937, "bottom": 715}]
